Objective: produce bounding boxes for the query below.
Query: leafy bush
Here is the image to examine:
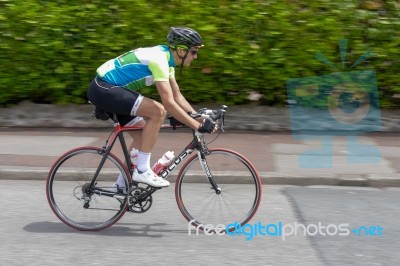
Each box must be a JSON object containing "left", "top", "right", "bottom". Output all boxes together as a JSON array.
[{"left": 0, "top": 0, "right": 399, "bottom": 107}]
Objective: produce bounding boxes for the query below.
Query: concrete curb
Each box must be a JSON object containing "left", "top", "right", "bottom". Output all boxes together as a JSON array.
[
  {"left": 261, "top": 174, "right": 400, "bottom": 187},
  {"left": 2, "top": 167, "right": 400, "bottom": 187}
]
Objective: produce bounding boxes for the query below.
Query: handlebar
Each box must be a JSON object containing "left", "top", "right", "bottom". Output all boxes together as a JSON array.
[
  {"left": 192, "top": 105, "right": 228, "bottom": 132},
  {"left": 168, "top": 105, "right": 228, "bottom": 132},
  {"left": 193, "top": 105, "right": 227, "bottom": 120}
]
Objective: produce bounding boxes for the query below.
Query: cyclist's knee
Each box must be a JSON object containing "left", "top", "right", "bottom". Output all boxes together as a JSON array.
[
  {"left": 139, "top": 101, "right": 166, "bottom": 123},
  {"left": 152, "top": 104, "right": 167, "bottom": 123}
]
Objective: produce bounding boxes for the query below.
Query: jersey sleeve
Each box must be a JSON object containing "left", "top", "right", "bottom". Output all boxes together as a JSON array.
[
  {"left": 169, "top": 67, "right": 175, "bottom": 78},
  {"left": 148, "top": 57, "right": 170, "bottom": 82}
]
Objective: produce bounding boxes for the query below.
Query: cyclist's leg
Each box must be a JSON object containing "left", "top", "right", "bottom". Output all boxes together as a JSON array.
[
  {"left": 117, "top": 115, "right": 146, "bottom": 150},
  {"left": 88, "top": 77, "right": 168, "bottom": 187},
  {"left": 134, "top": 98, "right": 166, "bottom": 153},
  {"left": 114, "top": 116, "right": 145, "bottom": 189},
  {"left": 130, "top": 98, "right": 170, "bottom": 187},
  {"left": 117, "top": 96, "right": 166, "bottom": 171}
]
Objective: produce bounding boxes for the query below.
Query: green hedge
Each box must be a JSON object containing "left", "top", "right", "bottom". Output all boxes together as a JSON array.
[{"left": 1, "top": 0, "right": 399, "bottom": 107}]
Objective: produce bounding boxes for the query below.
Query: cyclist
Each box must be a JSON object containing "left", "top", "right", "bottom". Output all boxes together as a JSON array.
[{"left": 87, "top": 27, "right": 217, "bottom": 188}]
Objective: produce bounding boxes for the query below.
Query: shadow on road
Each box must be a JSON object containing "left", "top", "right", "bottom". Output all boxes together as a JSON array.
[{"left": 23, "top": 221, "right": 188, "bottom": 238}]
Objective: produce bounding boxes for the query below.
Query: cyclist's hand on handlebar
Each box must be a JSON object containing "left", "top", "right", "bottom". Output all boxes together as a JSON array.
[
  {"left": 198, "top": 119, "right": 218, "bottom": 133},
  {"left": 193, "top": 105, "right": 227, "bottom": 133}
]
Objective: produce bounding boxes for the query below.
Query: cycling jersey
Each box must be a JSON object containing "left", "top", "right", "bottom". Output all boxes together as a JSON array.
[{"left": 96, "top": 45, "right": 175, "bottom": 91}]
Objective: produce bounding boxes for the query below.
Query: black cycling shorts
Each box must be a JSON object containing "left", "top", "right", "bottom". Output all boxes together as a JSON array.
[{"left": 87, "top": 76, "right": 144, "bottom": 126}]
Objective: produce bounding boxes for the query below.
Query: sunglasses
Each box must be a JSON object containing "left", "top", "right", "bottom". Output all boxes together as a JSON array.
[{"left": 189, "top": 50, "right": 198, "bottom": 56}]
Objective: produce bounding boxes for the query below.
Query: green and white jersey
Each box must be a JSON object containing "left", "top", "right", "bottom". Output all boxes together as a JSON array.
[{"left": 96, "top": 45, "right": 175, "bottom": 90}]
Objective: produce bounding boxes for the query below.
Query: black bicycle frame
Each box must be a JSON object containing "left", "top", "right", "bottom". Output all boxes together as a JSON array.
[
  {"left": 158, "top": 134, "right": 200, "bottom": 179},
  {"left": 159, "top": 131, "right": 221, "bottom": 193},
  {"left": 89, "top": 125, "right": 221, "bottom": 195},
  {"left": 87, "top": 128, "right": 130, "bottom": 189}
]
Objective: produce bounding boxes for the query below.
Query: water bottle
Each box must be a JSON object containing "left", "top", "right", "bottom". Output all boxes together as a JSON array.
[
  {"left": 130, "top": 148, "right": 139, "bottom": 169},
  {"left": 152, "top": 151, "right": 174, "bottom": 175}
]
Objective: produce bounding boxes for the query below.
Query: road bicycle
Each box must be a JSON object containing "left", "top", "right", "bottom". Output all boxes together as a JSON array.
[{"left": 46, "top": 105, "right": 262, "bottom": 232}]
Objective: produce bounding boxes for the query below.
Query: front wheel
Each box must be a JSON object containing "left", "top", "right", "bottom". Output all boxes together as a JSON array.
[
  {"left": 46, "top": 147, "right": 130, "bottom": 231},
  {"left": 175, "top": 148, "right": 262, "bottom": 233}
]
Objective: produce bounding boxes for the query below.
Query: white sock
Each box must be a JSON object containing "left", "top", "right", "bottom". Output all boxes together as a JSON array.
[
  {"left": 115, "top": 172, "right": 126, "bottom": 188},
  {"left": 137, "top": 151, "right": 151, "bottom": 173}
]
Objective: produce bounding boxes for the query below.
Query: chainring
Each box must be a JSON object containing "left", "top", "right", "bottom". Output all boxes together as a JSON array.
[{"left": 128, "top": 186, "right": 153, "bottom": 213}]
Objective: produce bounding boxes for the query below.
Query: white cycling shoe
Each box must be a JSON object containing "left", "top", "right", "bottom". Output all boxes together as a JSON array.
[{"left": 132, "top": 169, "right": 170, "bottom": 188}]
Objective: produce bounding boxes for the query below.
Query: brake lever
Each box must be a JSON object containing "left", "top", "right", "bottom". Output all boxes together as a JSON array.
[{"left": 220, "top": 114, "right": 225, "bottom": 132}]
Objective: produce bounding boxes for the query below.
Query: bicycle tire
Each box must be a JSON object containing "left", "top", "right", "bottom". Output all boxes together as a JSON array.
[
  {"left": 46, "top": 146, "right": 130, "bottom": 231},
  {"left": 175, "top": 148, "right": 262, "bottom": 233}
]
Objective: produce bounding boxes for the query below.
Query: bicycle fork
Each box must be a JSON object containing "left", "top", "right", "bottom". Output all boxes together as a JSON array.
[{"left": 197, "top": 151, "right": 222, "bottom": 194}]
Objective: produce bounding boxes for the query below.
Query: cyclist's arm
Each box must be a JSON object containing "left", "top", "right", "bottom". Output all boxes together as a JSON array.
[
  {"left": 155, "top": 81, "right": 200, "bottom": 130},
  {"left": 169, "top": 76, "right": 196, "bottom": 114}
]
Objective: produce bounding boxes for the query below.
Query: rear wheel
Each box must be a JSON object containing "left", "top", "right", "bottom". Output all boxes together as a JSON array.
[{"left": 46, "top": 147, "right": 129, "bottom": 231}]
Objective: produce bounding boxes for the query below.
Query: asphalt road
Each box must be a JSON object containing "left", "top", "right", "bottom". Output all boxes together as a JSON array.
[{"left": 0, "top": 180, "right": 398, "bottom": 266}]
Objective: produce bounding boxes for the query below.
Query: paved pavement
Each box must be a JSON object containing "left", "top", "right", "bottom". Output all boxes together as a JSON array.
[{"left": 1, "top": 127, "right": 400, "bottom": 187}]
